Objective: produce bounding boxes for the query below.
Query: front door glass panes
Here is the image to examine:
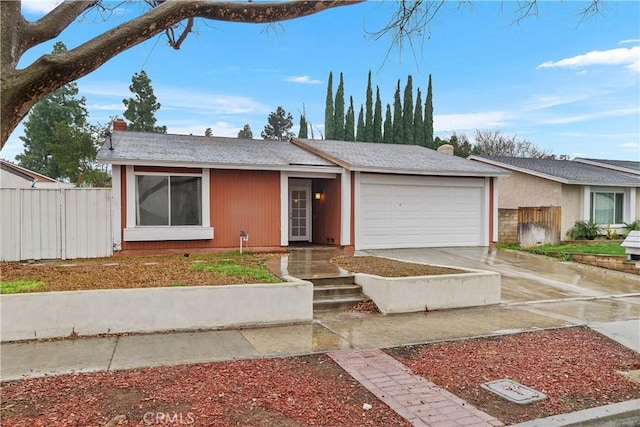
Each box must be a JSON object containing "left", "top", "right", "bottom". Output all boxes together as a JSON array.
[{"left": 291, "top": 189, "right": 307, "bottom": 238}]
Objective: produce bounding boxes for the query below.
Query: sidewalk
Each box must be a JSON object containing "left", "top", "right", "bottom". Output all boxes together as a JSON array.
[{"left": 2, "top": 247, "right": 639, "bottom": 426}]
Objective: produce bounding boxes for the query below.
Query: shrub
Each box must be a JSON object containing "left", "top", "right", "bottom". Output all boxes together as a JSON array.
[
  {"left": 567, "top": 220, "right": 601, "bottom": 240},
  {"left": 622, "top": 220, "right": 640, "bottom": 236}
]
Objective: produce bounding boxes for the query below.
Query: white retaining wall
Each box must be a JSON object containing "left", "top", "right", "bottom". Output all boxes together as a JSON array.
[
  {"left": 1, "top": 281, "right": 313, "bottom": 342},
  {"left": 356, "top": 270, "right": 501, "bottom": 314}
]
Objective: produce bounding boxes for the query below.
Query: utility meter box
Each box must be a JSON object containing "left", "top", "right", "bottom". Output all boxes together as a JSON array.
[{"left": 622, "top": 230, "right": 640, "bottom": 268}]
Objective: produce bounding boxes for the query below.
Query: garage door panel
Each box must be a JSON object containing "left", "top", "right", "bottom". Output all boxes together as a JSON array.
[{"left": 359, "top": 179, "right": 484, "bottom": 249}]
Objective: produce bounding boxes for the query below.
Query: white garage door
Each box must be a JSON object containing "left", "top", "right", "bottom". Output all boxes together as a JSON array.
[{"left": 357, "top": 175, "right": 485, "bottom": 249}]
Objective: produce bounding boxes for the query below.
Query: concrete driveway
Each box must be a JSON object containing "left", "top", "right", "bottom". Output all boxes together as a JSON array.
[{"left": 363, "top": 247, "right": 640, "bottom": 352}]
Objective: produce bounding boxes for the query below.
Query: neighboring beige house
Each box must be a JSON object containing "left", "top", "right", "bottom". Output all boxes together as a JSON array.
[
  {"left": 0, "top": 159, "right": 72, "bottom": 189},
  {"left": 469, "top": 156, "right": 640, "bottom": 241}
]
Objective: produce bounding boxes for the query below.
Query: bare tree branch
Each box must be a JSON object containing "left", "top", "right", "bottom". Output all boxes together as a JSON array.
[{"left": 1, "top": 0, "right": 363, "bottom": 147}]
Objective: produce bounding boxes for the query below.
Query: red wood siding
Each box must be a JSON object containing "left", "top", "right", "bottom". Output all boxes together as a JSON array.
[
  {"left": 312, "top": 177, "right": 341, "bottom": 245},
  {"left": 120, "top": 168, "right": 281, "bottom": 252},
  {"left": 210, "top": 170, "right": 281, "bottom": 248}
]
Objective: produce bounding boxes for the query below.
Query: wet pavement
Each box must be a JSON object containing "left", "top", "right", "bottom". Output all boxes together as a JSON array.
[{"left": 2, "top": 246, "right": 639, "bottom": 425}]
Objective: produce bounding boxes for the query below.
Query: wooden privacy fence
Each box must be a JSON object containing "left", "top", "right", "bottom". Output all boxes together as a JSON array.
[
  {"left": 1, "top": 188, "right": 112, "bottom": 261},
  {"left": 517, "top": 206, "right": 561, "bottom": 247}
]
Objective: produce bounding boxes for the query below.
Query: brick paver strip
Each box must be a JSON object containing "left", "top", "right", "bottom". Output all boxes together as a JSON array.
[{"left": 328, "top": 348, "right": 504, "bottom": 427}]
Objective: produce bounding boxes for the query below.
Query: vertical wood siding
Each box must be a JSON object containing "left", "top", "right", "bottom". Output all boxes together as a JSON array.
[
  {"left": 211, "top": 170, "right": 281, "bottom": 248},
  {"left": 312, "top": 177, "right": 341, "bottom": 245},
  {"left": 518, "top": 205, "right": 562, "bottom": 246}
]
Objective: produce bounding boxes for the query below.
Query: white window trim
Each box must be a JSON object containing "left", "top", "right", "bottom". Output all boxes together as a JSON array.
[
  {"left": 589, "top": 186, "right": 627, "bottom": 226},
  {"left": 124, "top": 166, "right": 212, "bottom": 241}
]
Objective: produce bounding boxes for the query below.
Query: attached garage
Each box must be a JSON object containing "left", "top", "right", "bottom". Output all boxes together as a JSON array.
[{"left": 356, "top": 174, "right": 487, "bottom": 249}]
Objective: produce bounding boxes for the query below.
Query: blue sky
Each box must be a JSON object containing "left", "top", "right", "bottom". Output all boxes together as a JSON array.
[{"left": 3, "top": 0, "right": 639, "bottom": 162}]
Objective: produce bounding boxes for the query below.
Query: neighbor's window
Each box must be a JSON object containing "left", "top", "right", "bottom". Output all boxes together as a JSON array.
[
  {"left": 135, "top": 175, "right": 202, "bottom": 226},
  {"left": 590, "top": 192, "right": 623, "bottom": 224}
]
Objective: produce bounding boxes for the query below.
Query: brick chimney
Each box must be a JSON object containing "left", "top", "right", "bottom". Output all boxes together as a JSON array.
[{"left": 112, "top": 118, "right": 127, "bottom": 131}]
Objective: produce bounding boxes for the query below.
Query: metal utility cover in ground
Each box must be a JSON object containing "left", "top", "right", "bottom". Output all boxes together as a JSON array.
[{"left": 481, "top": 379, "right": 547, "bottom": 405}]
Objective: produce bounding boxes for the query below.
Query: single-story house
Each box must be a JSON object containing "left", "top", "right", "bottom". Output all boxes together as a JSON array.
[
  {"left": 96, "top": 120, "right": 507, "bottom": 253},
  {"left": 0, "top": 159, "right": 73, "bottom": 189},
  {"left": 468, "top": 155, "right": 640, "bottom": 240}
]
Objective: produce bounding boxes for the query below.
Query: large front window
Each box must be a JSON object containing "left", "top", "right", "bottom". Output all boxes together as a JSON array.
[
  {"left": 136, "top": 175, "right": 202, "bottom": 226},
  {"left": 590, "top": 192, "right": 623, "bottom": 224}
]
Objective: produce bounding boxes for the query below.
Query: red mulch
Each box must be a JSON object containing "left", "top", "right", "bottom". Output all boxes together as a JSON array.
[
  {"left": 0, "top": 355, "right": 409, "bottom": 427},
  {"left": 387, "top": 326, "right": 640, "bottom": 425}
]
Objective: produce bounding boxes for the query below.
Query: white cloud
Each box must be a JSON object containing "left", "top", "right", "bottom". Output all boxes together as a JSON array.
[
  {"left": 434, "top": 112, "right": 510, "bottom": 132},
  {"left": 284, "top": 76, "right": 322, "bottom": 84},
  {"left": 524, "top": 94, "right": 591, "bottom": 111},
  {"left": 537, "top": 46, "right": 640, "bottom": 71},
  {"left": 167, "top": 121, "right": 239, "bottom": 138},
  {"left": 21, "top": 0, "right": 62, "bottom": 14},
  {"left": 619, "top": 39, "right": 640, "bottom": 44},
  {"left": 619, "top": 142, "right": 640, "bottom": 150},
  {"left": 543, "top": 107, "right": 640, "bottom": 125},
  {"left": 155, "top": 87, "right": 270, "bottom": 115}
]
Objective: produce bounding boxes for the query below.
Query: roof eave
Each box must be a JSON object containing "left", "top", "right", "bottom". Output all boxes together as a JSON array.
[{"left": 351, "top": 166, "right": 509, "bottom": 177}]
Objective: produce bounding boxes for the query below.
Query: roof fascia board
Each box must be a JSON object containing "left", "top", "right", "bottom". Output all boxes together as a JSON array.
[
  {"left": 349, "top": 165, "right": 509, "bottom": 177},
  {"left": 574, "top": 158, "right": 640, "bottom": 176},
  {"left": 0, "top": 160, "right": 59, "bottom": 183},
  {"left": 290, "top": 138, "right": 351, "bottom": 169},
  {"left": 468, "top": 156, "right": 570, "bottom": 184},
  {"left": 97, "top": 159, "right": 343, "bottom": 174}
]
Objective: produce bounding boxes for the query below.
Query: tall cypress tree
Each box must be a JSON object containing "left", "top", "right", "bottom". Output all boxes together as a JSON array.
[
  {"left": 324, "top": 72, "right": 334, "bottom": 140},
  {"left": 392, "top": 80, "right": 403, "bottom": 144},
  {"left": 345, "top": 97, "right": 355, "bottom": 141},
  {"left": 425, "top": 74, "right": 434, "bottom": 148},
  {"left": 333, "top": 72, "right": 345, "bottom": 140},
  {"left": 383, "top": 104, "right": 393, "bottom": 143},
  {"left": 364, "top": 70, "right": 374, "bottom": 142},
  {"left": 403, "top": 75, "right": 414, "bottom": 144},
  {"left": 298, "top": 113, "right": 308, "bottom": 138},
  {"left": 413, "top": 88, "right": 424, "bottom": 147},
  {"left": 356, "top": 105, "right": 365, "bottom": 142},
  {"left": 373, "top": 86, "right": 383, "bottom": 143}
]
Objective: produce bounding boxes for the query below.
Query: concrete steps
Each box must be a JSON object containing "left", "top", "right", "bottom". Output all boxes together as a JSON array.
[{"left": 311, "top": 276, "right": 367, "bottom": 312}]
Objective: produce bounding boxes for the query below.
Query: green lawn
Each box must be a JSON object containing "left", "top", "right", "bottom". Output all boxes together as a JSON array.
[
  {"left": 0, "top": 280, "right": 44, "bottom": 294},
  {"left": 500, "top": 241, "right": 626, "bottom": 257}
]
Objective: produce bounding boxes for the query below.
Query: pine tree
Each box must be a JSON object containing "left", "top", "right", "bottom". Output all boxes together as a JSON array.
[
  {"left": 205, "top": 127, "right": 213, "bottom": 137},
  {"left": 413, "top": 88, "right": 425, "bottom": 147},
  {"left": 425, "top": 74, "right": 434, "bottom": 148},
  {"left": 17, "top": 41, "right": 98, "bottom": 183},
  {"left": 392, "top": 80, "right": 403, "bottom": 144},
  {"left": 364, "top": 70, "right": 374, "bottom": 142},
  {"left": 345, "top": 97, "right": 355, "bottom": 141},
  {"left": 298, "top": 113, "right": 308, "bottom": 138},
  {"left": 373, "top": 86, "right": 383, "bottom": 143},
  {"left": 356, "top": 105, "right": 366, "bottom": 142},
  {"left": 238, "top": 124, "right": 253, "bottom": 139},
  {"left": 383, "top": 104, "right": 393, "bottom": 143},
  {"left": 261, "top": 106, "right": 294, "bottom": 141},
  {"left": 403, "top": 75, "right": 414, "bottom": 144},
  {"left": 324, "top": 72, "right": 334, "bottom": 140},
  {"left": 333, "top": 72, "right": 345, "bottom": 140},
  {"left": 123, "top": 70, "right": 167, "bottom": 133}
]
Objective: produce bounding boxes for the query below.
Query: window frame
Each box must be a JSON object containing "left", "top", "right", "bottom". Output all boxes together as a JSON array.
[
  {"left": 589, "top": 190, "right": 624, "bottom": 225},
  {"left": 124, "top": 166, "right": 212, "bottom": 241}
]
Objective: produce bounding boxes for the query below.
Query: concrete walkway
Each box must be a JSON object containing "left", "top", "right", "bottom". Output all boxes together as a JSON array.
[{"left": 2, "top": 247, "right": 639, "bottom": 426}]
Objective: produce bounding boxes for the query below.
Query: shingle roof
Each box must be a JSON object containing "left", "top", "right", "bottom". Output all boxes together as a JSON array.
[
  {"left": 574, "top": 158, "right": 640, "bottom": 175},
  {"left": 293, "top": 138, "right": 507, "bottom": 177},
  {"left": 97, "top": 131, "right": 336, "bottom": 168},
  {"left": 470, "top": 155, "right": 640, "bottom": 186}
]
